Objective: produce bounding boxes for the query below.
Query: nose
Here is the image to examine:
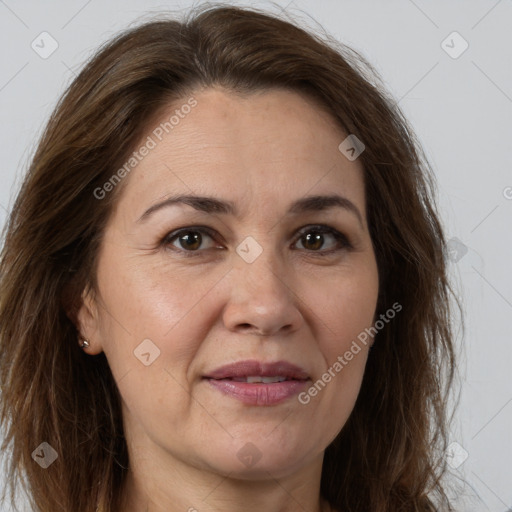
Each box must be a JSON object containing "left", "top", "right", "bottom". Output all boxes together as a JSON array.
[{"left": 222, "top": 245, "right": 304, "bottom": 337}]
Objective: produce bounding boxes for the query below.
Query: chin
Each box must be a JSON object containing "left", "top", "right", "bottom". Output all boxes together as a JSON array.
[{"left": 196, "top": 439, "right": 315, "bottom": 480}]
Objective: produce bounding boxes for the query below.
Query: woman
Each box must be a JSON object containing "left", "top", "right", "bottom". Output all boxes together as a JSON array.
[{"left": 0, "top": 5, "right": 459, "bottom": 512}]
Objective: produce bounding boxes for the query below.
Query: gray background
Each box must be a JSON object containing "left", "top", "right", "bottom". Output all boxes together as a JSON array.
[{"left": 0, "top": 0, "right": 511, "bottom": 510}]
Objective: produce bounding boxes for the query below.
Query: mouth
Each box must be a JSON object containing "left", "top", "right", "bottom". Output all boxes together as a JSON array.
[
  {"left": 203, "top": 359, "right": 310, "bottom": 382},
  {"left": 202, "top": 360, "right": 311, "bottom": 406},
  {"left": 212, "top": 375, "right": 299, "bottom": 383}
]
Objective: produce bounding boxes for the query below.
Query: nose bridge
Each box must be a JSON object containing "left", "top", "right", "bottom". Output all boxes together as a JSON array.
[
  {"left": 235, "top": 233, "right": 289, "bottom": 299},
  {"left": 223, "top": 233, "right": 303, "bottom": 336}
]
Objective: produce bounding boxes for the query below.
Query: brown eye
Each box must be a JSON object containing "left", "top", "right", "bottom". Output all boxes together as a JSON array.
[
  {"left": 294, "top": 226, "right": 352, "bottom": 254},
  {"left": 176, "top": 231, "right": 203, "bottom": 251},
  {"left": 162, "top": 225, "right": 351, "bottom": 257},
  {"left": 300, "top": 232, "right": 324, "bottom": 251},
  {"left": 163, "top": 227, "right": 218, "bottom": 252}
]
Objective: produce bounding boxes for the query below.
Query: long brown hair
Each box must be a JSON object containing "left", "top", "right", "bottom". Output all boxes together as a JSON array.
[{"left": 0, "top": 5, "right": 460, "bottom": 511}]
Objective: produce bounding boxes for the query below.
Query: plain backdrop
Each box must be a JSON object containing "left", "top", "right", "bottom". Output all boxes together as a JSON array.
[{"left": 0, "top": 1, "right": 511, "bottom": 511}]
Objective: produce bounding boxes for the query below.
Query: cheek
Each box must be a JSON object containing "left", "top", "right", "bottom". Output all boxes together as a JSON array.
[
  {"left": 95, "top": 250, "right": 224, "bottom": 374},
  {"left": 315, "top": 263, "right": 379, "bottom": 345},
  {"left": 94, "top": 259, "right": 212, "bottom": 429},
  {"left": 306, "top": 260, "right": 378, "bottom": 411}
]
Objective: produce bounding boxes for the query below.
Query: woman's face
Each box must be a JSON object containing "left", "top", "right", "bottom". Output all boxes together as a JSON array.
[{"left": 79, "top": 87, "right": 379, "bottom": 480}]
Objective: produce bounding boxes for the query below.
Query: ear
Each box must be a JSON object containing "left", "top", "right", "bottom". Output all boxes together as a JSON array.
[{"left": 74, "top": 284, "right": 103, "bottom": 355}]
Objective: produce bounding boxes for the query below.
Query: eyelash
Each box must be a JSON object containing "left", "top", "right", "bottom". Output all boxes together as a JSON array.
[{"left": 160, "top": 224, "right": 353, "bottom": 257}]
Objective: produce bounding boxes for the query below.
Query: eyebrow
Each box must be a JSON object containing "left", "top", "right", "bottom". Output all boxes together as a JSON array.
[{"left": 137, "top": 193, "right": 364, "bottom": 227}]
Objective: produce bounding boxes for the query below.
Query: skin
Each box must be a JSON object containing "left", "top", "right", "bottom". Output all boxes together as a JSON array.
[{"left": 77, "top": 86, "right": 379, "bottom": 512}]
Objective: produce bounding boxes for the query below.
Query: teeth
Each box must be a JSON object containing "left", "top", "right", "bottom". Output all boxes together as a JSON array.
[
  {"left": 225, "top": 376, "right": 289, "bottom": 383},
  {"left": 245, "top": 376, "right": 287, "bottom": 383}
]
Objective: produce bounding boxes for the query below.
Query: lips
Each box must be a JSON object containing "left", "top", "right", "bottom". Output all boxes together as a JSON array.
[
  {"left": 203, "top": 360, "right": 311, "bottom": 405},
  {"left": 203, "top": 359, "right": 310, "bottom": 381}
]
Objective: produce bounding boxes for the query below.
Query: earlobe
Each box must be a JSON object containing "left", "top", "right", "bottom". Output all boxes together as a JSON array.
[{"left": 75, "top": 285, "right": 103, "bottom": 355}]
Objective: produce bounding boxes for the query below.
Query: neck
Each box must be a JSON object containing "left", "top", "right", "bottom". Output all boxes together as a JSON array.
[{"left": 118, "top": 450, "right": 330, "bottom": 512}]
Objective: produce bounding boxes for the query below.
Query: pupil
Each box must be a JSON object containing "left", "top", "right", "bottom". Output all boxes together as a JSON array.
[
  {"left": 304, "top": 232, "right": 322, "bottom": 250},
  {"left": 181, "top": 232, "right": 201, "bottom": 250}
]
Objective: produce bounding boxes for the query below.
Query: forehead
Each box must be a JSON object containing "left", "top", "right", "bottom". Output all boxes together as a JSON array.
[{"left": 113, "top": 87, "right": 366, "bottom": 221}]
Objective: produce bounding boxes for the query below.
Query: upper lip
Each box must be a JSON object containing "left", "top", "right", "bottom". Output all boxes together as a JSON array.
[{"left": 204, "top": 360, "right": 310, "bottom": 380}]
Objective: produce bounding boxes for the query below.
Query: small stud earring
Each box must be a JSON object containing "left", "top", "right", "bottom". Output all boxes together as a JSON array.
[{"left": 79, "top": 339, "right": 90, "bottom": 349}]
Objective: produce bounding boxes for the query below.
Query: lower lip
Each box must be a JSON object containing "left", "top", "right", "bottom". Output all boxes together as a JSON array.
[{"left": 205, "top": 378, "right": 309, "bottom": 405}]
